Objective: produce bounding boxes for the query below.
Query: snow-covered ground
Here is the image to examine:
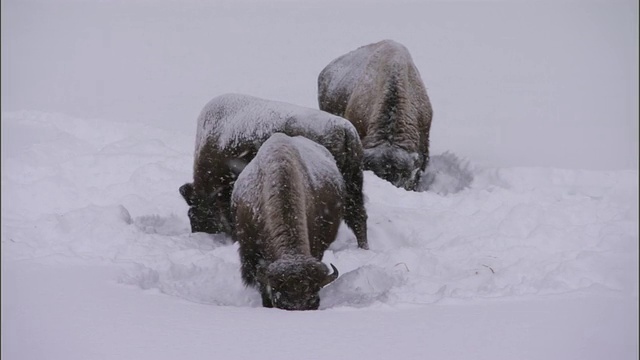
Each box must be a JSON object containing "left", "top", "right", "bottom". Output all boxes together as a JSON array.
[{"left": 2, "top": 1, "right": 638, "bottom": 359}]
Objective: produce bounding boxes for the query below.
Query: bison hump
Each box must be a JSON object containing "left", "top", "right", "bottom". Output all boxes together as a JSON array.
[
  {"left": 319, "top": 40, "right": 414, "bottom": 102},
  {"left": 231, "top": 133, "right": 344, "bottom": 205},
  {"left": 195, "top": 93, "right": 353, "bottom": 153}
]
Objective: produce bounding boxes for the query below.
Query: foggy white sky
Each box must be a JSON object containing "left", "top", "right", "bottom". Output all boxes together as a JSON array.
[{"left": 2, "top": 0, "right": 638, "bottom": 170}]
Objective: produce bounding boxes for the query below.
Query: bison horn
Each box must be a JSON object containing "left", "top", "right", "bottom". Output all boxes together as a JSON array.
[{"left": 320, "top": 263, "right": 339, "bottom": 288}]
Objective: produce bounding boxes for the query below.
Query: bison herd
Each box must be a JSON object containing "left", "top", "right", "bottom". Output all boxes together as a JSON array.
[{"left": 179, "top": 40, "right": 433, "bottom": 310}]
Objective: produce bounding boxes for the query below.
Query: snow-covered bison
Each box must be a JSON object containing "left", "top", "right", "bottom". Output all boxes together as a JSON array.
[
  {"left": 179, "top": 93, "right": 368, "bottom": 249},
  {"left": 232, "top": 133, "right": 342, "bottom": 310},
  {"left": 318, "top": 39, "right": 433, "bottom": 191}
]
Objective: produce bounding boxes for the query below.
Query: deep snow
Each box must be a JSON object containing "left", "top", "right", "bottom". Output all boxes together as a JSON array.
[
  {"left": 2, "top": 0, "right": 639, "bottom": 359},
  {"left": 2, "top": 110, "right": 638, "bottom": 359}
]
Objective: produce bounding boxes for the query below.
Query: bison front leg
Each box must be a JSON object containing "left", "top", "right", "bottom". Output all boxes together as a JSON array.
[{"left": 259, "top": 285, "right": 274, "bottom": 308}]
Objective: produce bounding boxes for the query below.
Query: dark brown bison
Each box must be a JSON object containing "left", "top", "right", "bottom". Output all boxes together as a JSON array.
[
  {"left": 179, "top": 93, "right": 368, "bottom": 249},
  {"left": 232, "top": 133, "right": 343, "bottom": 310},
  {"left": 318, "top": 39, "right": 433, "bottom": 191}
]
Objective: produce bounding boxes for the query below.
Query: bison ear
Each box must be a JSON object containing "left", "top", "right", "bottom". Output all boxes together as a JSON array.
[{"left": 179, "top": 183, "right": 198, "bottom": 206}]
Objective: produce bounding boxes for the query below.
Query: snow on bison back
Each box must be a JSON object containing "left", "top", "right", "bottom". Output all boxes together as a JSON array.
[
  {"left": 179, "top": 93, "right": 369, "bottom": 250},
  {"left": 318, "top": 39, "right": 433, "bottom": 191}
]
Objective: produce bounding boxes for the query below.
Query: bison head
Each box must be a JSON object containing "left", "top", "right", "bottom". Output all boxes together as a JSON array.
[
  {"left": 363, "top": 145, "right": 422, "bottom": 191},
  {"left": 258, "top": 257, "right": 339, "bottom": 311},
  {"left": 179, "top": 183, "right": 231, "bottom": 234}
]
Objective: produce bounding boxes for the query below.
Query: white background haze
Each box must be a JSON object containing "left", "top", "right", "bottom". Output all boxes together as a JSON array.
[{"left": 2, "top": 1, "right": 638, "bottom": 359}]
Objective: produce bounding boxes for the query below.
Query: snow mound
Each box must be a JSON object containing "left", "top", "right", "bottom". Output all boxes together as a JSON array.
[
  {"left": 134, "top": 214, "right": 189, "bottom": 236},
  {"left": 320, "top": 265, "right": 406, "bottom": 308},
  {"left": 418, "top": 151, "right": 474, "bottom": 194}
]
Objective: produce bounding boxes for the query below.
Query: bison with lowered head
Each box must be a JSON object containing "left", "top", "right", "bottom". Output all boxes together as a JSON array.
[
  {"left": 232, "top": 133, "right": 343, "bottom": 310},
  {"left": 179, "top": 93, "right": 368, "bottom": 249},
  {"left": 318, "top": 39, "right": 433, "bottom": 191}
]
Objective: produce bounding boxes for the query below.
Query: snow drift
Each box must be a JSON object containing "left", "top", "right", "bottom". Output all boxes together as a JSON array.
[{"left": 3, "top": 111, "right": 637, "bottom": 310}]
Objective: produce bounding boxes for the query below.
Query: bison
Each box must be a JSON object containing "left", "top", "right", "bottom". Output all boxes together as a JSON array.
[
  {"left": 318, "top": 39, "right": 433, "bottom": 191},
  {"left": 179, "top": 93, "right": 368, "bottom": 249},
  {"left": 232, "top": 133, "right": 343, "bottom": 310}
]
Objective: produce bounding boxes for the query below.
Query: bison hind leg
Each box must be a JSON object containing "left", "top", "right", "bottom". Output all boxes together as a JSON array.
[{"left": 343, "top": 184, "right": 369, "bottom": 250}]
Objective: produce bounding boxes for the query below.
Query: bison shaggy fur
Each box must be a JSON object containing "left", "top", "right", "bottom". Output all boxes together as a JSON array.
[
  {"left": 179, "top": 93, "right": 368, "bottom": 249},
  {"left": 232, "top": 133, "right": 343, "bottom": 310},
  {"left": 318, "top": 39, "right": 433, "bottom": 191}
]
